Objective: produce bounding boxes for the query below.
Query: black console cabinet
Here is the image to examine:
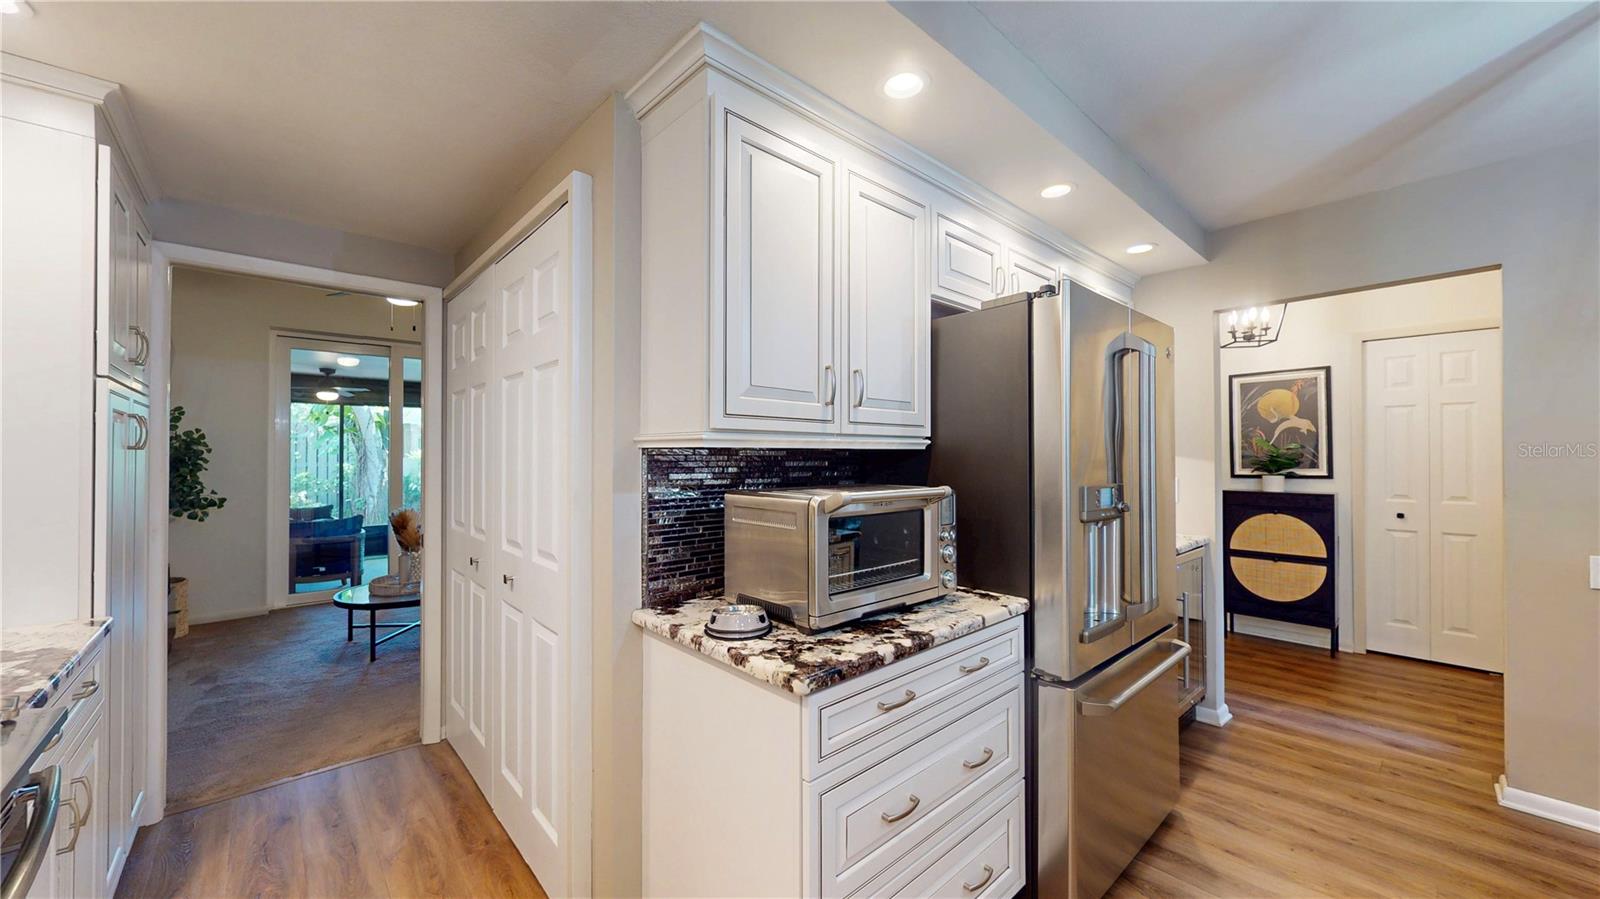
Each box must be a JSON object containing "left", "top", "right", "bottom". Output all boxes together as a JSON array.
[{"left": 1222, "top": 490, "right": 1338, "bottom": 655}]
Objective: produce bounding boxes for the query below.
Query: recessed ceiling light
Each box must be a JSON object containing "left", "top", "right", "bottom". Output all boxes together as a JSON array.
[
  {"left": 882, "top": 71, "right": 926, "bottom": 99},
  {"left": 1040, "top": 184, "right": 1074, "bottom": 199},
  {"left": 336, "top": 356, "right": 360, "bottom": 368},
  {"left": 386, "top": 296, "right": 420, "bottom": 307},
  {"left": 1, "top": 1, "right": 34, "bottom": 16},
  {"left": 1126, "top": 242, "right": 1157, "bottom": 255}
]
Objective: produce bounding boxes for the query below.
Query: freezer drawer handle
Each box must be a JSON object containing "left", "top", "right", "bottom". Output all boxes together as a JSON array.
[
  {"left": 963, "top": 864, "right": 996, "bottom": 893},
  {"left": 880, "top": 794, "right": 920, "bottom": 823},
  {"left": 958, "top": 656, "right": 990, "bottom": 675},
  {"left": 1078, "top": 640, "right": 1189, "bottom": 717},
  {"left": 961, "top": 747, "right": 994, "bottom": 770},
  {"left": 2, "top": 766, "right": 61, "bottom": 899},
  {"left": 876, "top": 690, "right": 916, "bottom": 713}
]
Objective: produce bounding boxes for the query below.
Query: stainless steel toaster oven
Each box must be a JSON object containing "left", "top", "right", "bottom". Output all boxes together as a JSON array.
[{"left": 723, "top": 485, "right": 957, "bottom": 632}]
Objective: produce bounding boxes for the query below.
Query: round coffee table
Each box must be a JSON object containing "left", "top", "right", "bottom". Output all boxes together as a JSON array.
[{"left": 332, "top": 585, "right": 420, "bottom": 662}]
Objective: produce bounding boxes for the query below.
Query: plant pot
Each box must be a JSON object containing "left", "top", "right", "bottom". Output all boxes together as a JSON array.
[{"left": 1259, "top": 474, "right": 1287, "bottom": 493}]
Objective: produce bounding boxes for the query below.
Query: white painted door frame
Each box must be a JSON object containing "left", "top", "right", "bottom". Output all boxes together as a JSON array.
[
  {"left": 266, "top": 331, "right": 421, "bottom": 609},
  {"left": 1347, "top": 317, "right": 1501, "bottom": 656},
  {"left": 145, "top": 242, "right": 445, "bottom": 827},
  {"left": 445, "top": 172, "right": 594, "bottom": 899}
]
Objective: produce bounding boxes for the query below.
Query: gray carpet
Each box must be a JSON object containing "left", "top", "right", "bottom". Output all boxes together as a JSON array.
[{"left": 166, "top": 601, "right": 420, "bottom": 812}]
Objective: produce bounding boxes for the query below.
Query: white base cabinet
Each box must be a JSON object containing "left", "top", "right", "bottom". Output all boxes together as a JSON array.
[
  {"left": 27, "top": 641, "right": 110, "bottom": 899},
  {"left": 642, "top": 618, "right": 1027, "bottom": 898}
]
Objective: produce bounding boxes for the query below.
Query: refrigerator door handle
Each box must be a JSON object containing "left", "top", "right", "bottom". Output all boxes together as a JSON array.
[
  {"left": 1078, "top": 640, "right": 1189, "bottom": 716},
  {"left": 1105, "top": 332, "right": 1159, "bottom": 618}
]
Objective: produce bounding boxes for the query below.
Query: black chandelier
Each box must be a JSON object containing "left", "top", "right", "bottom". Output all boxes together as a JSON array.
[{"left": 1221, "top": 303, "right": 1285, "bottom": 348}]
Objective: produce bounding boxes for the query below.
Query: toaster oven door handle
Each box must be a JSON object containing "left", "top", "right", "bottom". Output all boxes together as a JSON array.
[{"left": 818, "top": 486, "right": 951, "bottom": 513}]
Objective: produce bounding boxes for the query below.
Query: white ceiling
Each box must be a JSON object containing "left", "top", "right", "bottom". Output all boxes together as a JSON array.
[
  {"left": 5, "top": 2, "right": 1593, "bottom": 273},
  {"left": 971, "top": 1, "right": 1600, "bottom": 229}
]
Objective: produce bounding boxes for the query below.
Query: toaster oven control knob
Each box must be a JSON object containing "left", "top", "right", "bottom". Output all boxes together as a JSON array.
[
  {"left": 940, "top": 570, "right": 957, "bottom": 590},
  {"left": 939, "top": 527, "right": 955, "bottom": 543},
  {"left": 940, "top": 545, "right": 957, "bottom": 564}
]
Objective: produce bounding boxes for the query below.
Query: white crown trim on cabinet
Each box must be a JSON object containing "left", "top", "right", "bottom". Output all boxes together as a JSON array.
[
  {"left": 624, "top": 23, "right": 1138, "bottom": 298},
  {"left": 1495, "top": 775, "right": 1600, "bottom": 833}
]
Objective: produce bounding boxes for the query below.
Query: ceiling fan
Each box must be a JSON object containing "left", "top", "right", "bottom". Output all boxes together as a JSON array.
[{"left": 313, "top": 366, "right": 371, "bottom": 402}]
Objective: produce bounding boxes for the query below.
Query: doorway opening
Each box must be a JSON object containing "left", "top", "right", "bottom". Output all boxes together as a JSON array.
[
  {"left": 1214, "top": 268, "right": 1505, "bottom": 671},
  {"left": 164, "top": 266, "right": 427, "bottom": 813}
]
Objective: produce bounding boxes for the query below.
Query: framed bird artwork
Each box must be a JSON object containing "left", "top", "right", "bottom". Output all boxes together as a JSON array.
[{"left": 1229, "top": 366, "right": 1332, "bottom": 478}]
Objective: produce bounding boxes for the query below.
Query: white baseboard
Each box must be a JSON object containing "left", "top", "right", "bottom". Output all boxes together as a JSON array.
[
  {"left": 1495, "top": 775, "right": 1600, "bottom": 832},
  {"left": 1230, "top": 615, "right": 1341, "bottom": 651},
  {"left": 1194, "top": 703, "right": 1232, "bottom": 727},
  {"left": 184, "top": 606, "right": 270, "bottom": 626}
]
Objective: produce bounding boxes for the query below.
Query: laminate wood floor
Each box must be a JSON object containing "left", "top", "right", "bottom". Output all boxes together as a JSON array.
[
  {"left": 1109, "top": 634, "right": 1600, "bottom": 898},
  {"left": 117, "top": 743, "right": 546, "bottom": 899}
]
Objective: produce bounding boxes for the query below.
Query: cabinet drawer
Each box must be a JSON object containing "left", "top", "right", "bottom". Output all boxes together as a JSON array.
[
  {"left": 819, "top": 679, "right": 1023, "bottom": 897},
  {"left": 857, "top": 778, "right": 1026, "bottom": 898},
  {"left": 813, "top": 621, "right": 1021, "bottom": 767},
  {"left": 36, "top": 645, "right": 106, "bottom": 763}
]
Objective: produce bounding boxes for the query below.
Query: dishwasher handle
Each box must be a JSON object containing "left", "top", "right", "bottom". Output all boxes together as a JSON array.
[
  {"left": 2, "top": 766, "right": 62, "bottom": 899},
  {"left": 1077, "top": 640, "right": 1190, "bottom": 717}
]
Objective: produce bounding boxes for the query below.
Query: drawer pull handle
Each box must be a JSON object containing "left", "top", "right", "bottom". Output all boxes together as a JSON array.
[
  {"left": 963, "top": 864, "right": 995, "bottom": 893},
  {"left": 70, "top": 680, "right": 100, "bottom": 702},
  {"left": 880, "top": 794, "right": 920, "bottom": 823},
  {"left": 958, "top": 656, "right": 991, "bottom": 675},
  {"left": 40, "top": 729, "right": 63, "bottom": 754},
  {"left": 962, "top": 747, "right": 995, "bottom": 770},
  {"left": 876, "top": 690, "right": 916, "bottom": 713}
]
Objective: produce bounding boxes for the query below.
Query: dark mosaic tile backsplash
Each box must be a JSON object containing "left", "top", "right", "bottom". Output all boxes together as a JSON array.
[{"left": 641, "top": 448, "right": 928, "bottom": 607}]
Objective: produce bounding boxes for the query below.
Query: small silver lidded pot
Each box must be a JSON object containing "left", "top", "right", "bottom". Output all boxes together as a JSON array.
[{"left": 704, "top": 601, "right": 772, "bottom": 640}]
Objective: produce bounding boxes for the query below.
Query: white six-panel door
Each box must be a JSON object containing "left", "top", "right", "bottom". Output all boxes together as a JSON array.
[
  {"left": 1364, "top": 330, "right": 1504, "bottom": 672},
  {"left": 445, "top": 274, "right": 496, "bottom": 788},
  {"left": 490, "top": 205, "right": 573, "bottom": 895},
  {"left": 445, "top": 200, "right": 584, "bottom": 897}
]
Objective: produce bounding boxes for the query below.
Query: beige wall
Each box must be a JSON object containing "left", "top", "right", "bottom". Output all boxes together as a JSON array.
[
  {"left": 1134, "top": 140, "right": 1600, "bottom": 811},
  {"left": 169, "top": 267, "right": 410, "bottom": 623},
  {"left": 1214, "top": 270, "right": 1502, "bottom": 649},
  {"left": 452, "top": 94, "right": 645, "bottom": 897}
]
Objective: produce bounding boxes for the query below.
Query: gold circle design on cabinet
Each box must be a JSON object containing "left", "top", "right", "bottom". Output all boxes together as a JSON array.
[
  {"left": 1228, "top": 512, "right": 1328, "bottom": 559},
  {"left": 1230, "top": 557, "right": 1327, "bottom": 602}
]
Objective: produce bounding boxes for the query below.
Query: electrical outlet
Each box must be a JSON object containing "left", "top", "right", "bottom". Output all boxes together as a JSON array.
[{"left": 1591, "top": 555, "right": 1600, "bottom": 590}]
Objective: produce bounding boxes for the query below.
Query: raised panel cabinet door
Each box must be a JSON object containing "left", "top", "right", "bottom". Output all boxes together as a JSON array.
[
  {"left": 122, "top": 393, "right": 149, "bottom": 855},
  {"left": 934, "top": 211, "right": 1003, "bottom": 310},
  {"left": 96, "top": 147, "right": 139, "bottom": 387},
  {"left": 845, "top": 171, "right": 928, "bottom": 430},
  {"left": 1363, "top": 337, "right": 1433, "bottom": 660},
  {"left": 1426, "top": 329, "right": 1503, "bottom": 672},
  {"left": 724, "top": 113, "right": 837, "bottom": 423},
  {"left": 1006, "top": 243, "right": 1059, "bottom": 297},
  {"left": 489, "top": 204, "right": 574, "bottom": 898},
  {"left": 444, "top": 273, "right": 496, "bottom": 790},
  {"left": 66, "top": 711, "right": 107, "bottom": 899},
  {"left": 128, "top": 212, "right": 153, "bottom": 389}
]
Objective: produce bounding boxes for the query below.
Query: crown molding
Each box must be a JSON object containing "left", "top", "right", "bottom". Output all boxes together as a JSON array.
[
  {"left": 625, "top": 23, "right": 1138, "bottom": 294},
  {"left": 1, "top": 52, "right": 161, "bottom": 206}
]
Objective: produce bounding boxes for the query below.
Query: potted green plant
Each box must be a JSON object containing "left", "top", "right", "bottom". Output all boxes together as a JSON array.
[
  {"left": 170, "top": 406, "right": 227, "bottom": 520},
  {"left": 1247, "top": 436, "right": 1303, "bottom": 492}
]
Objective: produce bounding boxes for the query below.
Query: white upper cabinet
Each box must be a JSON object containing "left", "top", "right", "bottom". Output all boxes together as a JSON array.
[
  {"left": 629, "top": 26, "right": 1136, "bottom": 447},
  {"left": 724, "top": 113, "right": 837, "bottom": 424},
  {"left": 97, "top": 145, "right": 152, "bottom": 393},
  {"left": 845, "top": 171, "right": 929, "bottom": 430},
  {"left": 933, "top": 210, "right": 1005, "bottom": 311}
]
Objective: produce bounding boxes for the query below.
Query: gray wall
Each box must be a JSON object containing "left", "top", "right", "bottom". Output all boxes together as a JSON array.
[
  {"left": 149, "top": 198, "right": 454, "bottom": 288},
  {"left": 1134, "top": 139, "right": 1600, "bottom": 811}
]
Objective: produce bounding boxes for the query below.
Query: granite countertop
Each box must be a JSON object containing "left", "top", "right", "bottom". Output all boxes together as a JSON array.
[
  {"left": 1177, "top": 534, "right": 1211, "bottom": 555},
  {"left": 632, "top": 589, "right": 1029, "bottom": 697},
  {"left": 1, "top": 618, "right": 113, "bottom": 797},
  {"left": 1, "top": 618, "right": 113, "bottom": 711}
]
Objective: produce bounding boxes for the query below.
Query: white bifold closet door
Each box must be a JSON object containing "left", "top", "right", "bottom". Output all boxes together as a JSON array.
[
  {"left": 1363, "top": 329, "right": 1504, "bottom": 672},
  {"left": 445, "top": 204, "right": 580, "bottom": 898}
]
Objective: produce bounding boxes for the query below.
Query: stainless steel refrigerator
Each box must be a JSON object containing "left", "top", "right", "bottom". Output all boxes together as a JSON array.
[{"left": 928, "top": 280, "right": 1188, "bottom": 899}]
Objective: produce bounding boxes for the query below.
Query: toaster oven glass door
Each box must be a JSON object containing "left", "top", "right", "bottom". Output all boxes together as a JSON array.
[{"left": 825, "top": 509, "right": 926, "bottom": 596}]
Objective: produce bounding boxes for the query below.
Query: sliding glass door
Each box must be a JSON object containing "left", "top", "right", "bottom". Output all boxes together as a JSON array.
[{"left": 274, "top": 335, "right": 422, "bottom": 604}]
